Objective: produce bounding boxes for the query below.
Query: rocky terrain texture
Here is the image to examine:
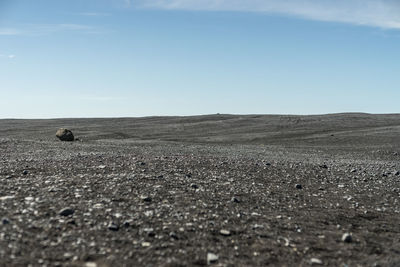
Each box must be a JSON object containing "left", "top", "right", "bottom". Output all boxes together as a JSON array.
[{"left": 0, "top": 113, "right": 399, "bottom": 266}]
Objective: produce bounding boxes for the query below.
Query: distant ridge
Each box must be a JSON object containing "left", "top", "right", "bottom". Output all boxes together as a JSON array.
[{"left": 1, "top": 113, "right": 400, "bottom": 147}]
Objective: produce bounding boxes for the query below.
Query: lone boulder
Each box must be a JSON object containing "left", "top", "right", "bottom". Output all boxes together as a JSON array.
[{"left": 56, "top": 128, "right": 74, "bottom": 141}]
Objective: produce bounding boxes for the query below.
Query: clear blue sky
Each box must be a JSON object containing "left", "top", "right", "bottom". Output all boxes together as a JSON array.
[{"left": 1, "top": 0, "right": 400, "bottom": 118}]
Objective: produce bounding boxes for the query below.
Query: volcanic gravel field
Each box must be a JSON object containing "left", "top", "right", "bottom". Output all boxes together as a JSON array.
[{"left": 0, "top": 113, "right": 400, "bottom": 266}]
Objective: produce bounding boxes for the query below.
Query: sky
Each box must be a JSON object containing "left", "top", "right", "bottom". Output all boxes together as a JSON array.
[{"left": 1, "top": 0, "right": 400, "bottom": 118}]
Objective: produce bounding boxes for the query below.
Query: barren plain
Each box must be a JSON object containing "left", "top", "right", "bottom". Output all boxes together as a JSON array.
[{"left": 0, "top": 113, "right": 399, "bottom": 266}]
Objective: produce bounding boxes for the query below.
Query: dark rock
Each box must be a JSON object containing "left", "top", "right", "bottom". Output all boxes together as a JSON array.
[
  {"left": 342, "top": 233, "right": 352, "bottom": 243},
  {"left": 231, "top": 197, "right": 241, "bottom": 203},
  {"left": 191, "top": 183, "right": 199, "bottom": 189},
  {"left": 56, "top": 128, "right": 74, "bottom": 141},
  {"left": 295, "top": 184, "right": 303, "bottom": 189},
  {"left": 169, "top": 232, "right": 179, "bottom": 240},
  {"left": 108, "top": 222, "right": 119, "bottom": 231},
  {"left": 67, "top": 219, "right": 76, "bottom": 225},
  {"left": 2, "top": 218, "right": 10, "bottom": 225},
  {"left": 141, "top": 196, "right": 152, "bottom": 202},
  {"left": 59, "top": 207, "right": 75, "bottom": 216},
  {"left": 22, "top": 170, "right": 28, "bottom": 175}
]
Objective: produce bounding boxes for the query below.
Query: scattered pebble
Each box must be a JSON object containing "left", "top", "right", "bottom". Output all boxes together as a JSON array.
[
  {"left": 295, "top": 184, "right": 302, "bottom": 189},
  {"left": 310, "top": 258, "right": 323, "bottom": 265},
  {"left": 190, "top": 183, "right": 199, "bottom": 189},
  {"left": 342, "top": 233, "right": 352, "bottom": 243},
  {"left": 108, "top": 222, "right": 119, "bottom": 231},
  {"left": 207, "top": 253, "right": 218, "bottom": 264},
  {"left": 169, "top": 232, "right": 179, "bottom": 240},
  {"left": 141, "top": 242, "right": 151, "bottom": 247},
  {"left": 59, "top": 208, "right": 75, "bottom": 217},
  {"left": 141, "top": 196, "right": 152, "bottom": 202},
  {"left": 220, "top": 229, "right": 231, "bottom": 236},
  {"left": 22, "top": 170, "right": 28, "bottom": 175},
  {"left": 0, "top": 195, "right": 15, "bottom": 201},
  {"left": 231, "top": 197, "right": 241, "bottom": 203}
]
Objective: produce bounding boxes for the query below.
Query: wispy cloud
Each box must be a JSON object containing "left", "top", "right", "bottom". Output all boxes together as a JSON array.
[
  {"left": 0, "top": 23, "right": 98, "bottom": 36},
  {"left": 78, "top": 12, "right": 111, "bottom": 17},
  {"left": 134, "top": 0, "right": 400, "bottom": 29},
  {"left": 124, "top": 0, "right": 132, "bottom": 7},
  {"left": 80, "top": 96, "right": 123, "bottom": 102},
  {"left": 0, "top": 54, "right": 16, "bottom": 59},
  {"left": 0, "top": 28, "right": 21, "bottom": 36}
]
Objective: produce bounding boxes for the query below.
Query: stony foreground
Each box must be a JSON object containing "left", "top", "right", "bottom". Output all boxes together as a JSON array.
[{"left": 0, "top": 114, "right": 400, "bottom": 266}]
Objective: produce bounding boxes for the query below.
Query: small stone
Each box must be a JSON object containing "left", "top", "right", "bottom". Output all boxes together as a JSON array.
[
  {"left": 320, "top": 164, "right": 328, "bottom": 169},
  {"left": 265, "top": 162, "right": 271, "bottom": 166},
  {"left": 56, "top": 128, "right": 75, "bottom": 141},
  {"left": 207, "top": 253, "right": 218, "bottom": 264},
  {"left": 67, "top": 219, "right": 76, "bottom": 225},
  {"left": 141, "top": 241, "right": 151, "bottom": 247},
  {"left": 141, "top": 196, "right": 152, "bottom": 202},
  {"left": 22, "top": 170, "right": 28, "bottom": 175},
  {"left": 143, "top": 227, "right": 155, "bottom": 237},
  {"left": 2, "top": 218, "right": 10, "bottom": 225},
  {"left": 93, "top": 203, "right": 104, "bottom": 209},
  {"left": 25, "top": 196, "right": 34, "bottom": 202},
  {"left": 220, "top": 229, "right": 231, "bottom": 236},
  {"left": 394, "top": 171, "right": 400, "bottom": 176},
  {"left": 85, "top": 263, "right": 97, "bottom": 267},
  {"left": 190, "top": 183, "right": 199, "bottom": 189},
  {"left": 59, "top": 208, "right": 74, "bottom": 216},
  {"left": 63, "top": 252, "right": 73, "bottom": 259},
  {"left": 0, "top": 196, "right": 15, "bottom": 201},
  {"left": 6, "top": 175, "right": 13, "bottom": 179},
  {"left": 231, "top": 197, "right": 240, "bottom": 203},
  {"left": 342, "top": 233, "right": 352, "bottom": 243},
  {"left": 169, "top": 232, "right": 179, "bottom": 240},
  {"left": 295, "top": 184, "right": 302, "bottom": 189},
  {"left": 351, "top": 169, "right": 357, "bottom": 173},
  {"left": 108, "top": 222, "right": 119, "bottom": 231},
  {"left": 310, "top": 258, "right": 323, "bottom": 265}
]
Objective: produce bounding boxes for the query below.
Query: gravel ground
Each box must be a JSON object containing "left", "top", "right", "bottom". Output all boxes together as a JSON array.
[{"left": 0, "top": 114, "right": 400, "bottom": 266}]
